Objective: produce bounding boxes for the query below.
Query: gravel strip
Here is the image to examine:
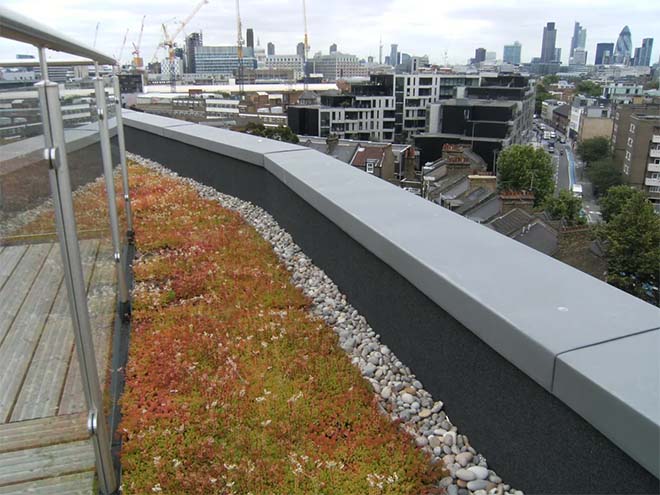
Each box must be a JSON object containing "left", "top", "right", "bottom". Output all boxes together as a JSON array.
[{"left": 128, "top": 152, "right": 523, "bottom": 495}]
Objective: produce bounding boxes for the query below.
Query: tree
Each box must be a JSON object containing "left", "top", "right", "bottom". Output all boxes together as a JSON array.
[
  {"left": 497, "top": 145, "right": 555, "bottom": 205},
  {"left": 600, "top": 185, "right": 639, "bottom": 222},
  {"left": 544, "top": 190, "right": 586, "bottom": 225},
  {"left": 542, "top": 75, "right": 560, "bottom": 86},
  {"left": 577, "top": 136, "right": 611, "bottom": 164},
  {"left": 598, "top": 193, "right": 660, "bottom": 305},
  {"left": 586, "top": 158, "right": 623, "bottom": 196},
  {"left": 242, "top": 122, "right": 299, "bottom": 144},
  {"left": 576, "top": 80, "right": 602, "bottom": 97}
]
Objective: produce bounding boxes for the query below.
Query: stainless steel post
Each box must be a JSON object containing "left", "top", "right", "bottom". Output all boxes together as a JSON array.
[
  {"left": 111, "top": 74, "right": 134, "bottom": 242},
  {"left": 94, "top": 64, "right": 130, "bottom": 319},
  {"left": 36, "top": 48, "right": 118, "bottom": 495}
]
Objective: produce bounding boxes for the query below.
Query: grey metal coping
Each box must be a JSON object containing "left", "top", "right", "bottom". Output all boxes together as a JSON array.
[
  {"left": 554, "top": 330, "right": 660, "bottom": 477},
  {"left": 121, "top": 110, "right": 660, "bottom": 475},
  {"left": 122, "top": 111, "right": 303, "bottom": 166},
  {"left": 0, "top": 6, "right": 115, "bottom": 65}
]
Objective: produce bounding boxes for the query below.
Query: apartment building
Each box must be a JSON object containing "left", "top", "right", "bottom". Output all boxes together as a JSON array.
[
  {"left": 310, "top": 53, "right": 368, "bottom": 81},
  {"left": 264, "top": 55, "right": 304, "bottom": 80}
]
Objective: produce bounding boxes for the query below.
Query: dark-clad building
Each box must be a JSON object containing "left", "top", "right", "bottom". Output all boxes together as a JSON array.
[
  {"left": 267, "top": 42, "right": 275, "bottom": 56},
  {"left": 595, "top": 42, "right": 614, "bottom": 65},
  {"left": 246, "top": 28, "right": 254, "bottom": 50},
  {"left": 541, "top": 22, "right": 558, "bottom": 62}
]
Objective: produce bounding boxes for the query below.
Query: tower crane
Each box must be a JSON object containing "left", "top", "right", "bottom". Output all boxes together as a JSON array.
[
  {"left": 155, "top": 0, "right": 209, "bottom": 92},
  {"left": 116, "top": 28, "right": 129, "bottom": 67},
  {"left": 132, "top": 15, "right": 146, "bottom": 71},
  {"left": 235, "top": 0, "right": 245, "bottom": 97},
  {"left": 302, "top": 0, "right": 310, "bottom": 90},
  {"left": 93, "top": 22, "right": 100, "bottom": 48}
]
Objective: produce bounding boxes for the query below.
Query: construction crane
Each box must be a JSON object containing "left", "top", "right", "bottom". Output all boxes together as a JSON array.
[
  {"left": 302, "top": 0, "right": 310, "bottom": 90},
  {"left": 156, "top": 0, "right": 209, "bottom": 92},
  {"left": 132, "top": 15, "right": 146, "bottom": 72},
  {"left": 116, "top": 28, "right": 129, "bottom": 67},
  {"left": 93, "top": 22, "right": 100, "bottom": 48},
  {"left": 235, "top": 0, "right": 245, "bottom": 97}
]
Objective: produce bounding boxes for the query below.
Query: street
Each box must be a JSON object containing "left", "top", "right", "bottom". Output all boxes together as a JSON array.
[{"left": 531, "top": 119, "right": 602, "bottom": 224}]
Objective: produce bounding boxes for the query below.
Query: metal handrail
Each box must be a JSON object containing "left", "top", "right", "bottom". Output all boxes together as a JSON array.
[{"left": 0, "top": 6, "right": 115, "bottom": 65}]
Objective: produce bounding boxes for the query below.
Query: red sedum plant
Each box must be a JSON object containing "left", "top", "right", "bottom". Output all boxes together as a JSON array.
[{"left": 117, "top": 164, "right": 445, "bottom": 494}]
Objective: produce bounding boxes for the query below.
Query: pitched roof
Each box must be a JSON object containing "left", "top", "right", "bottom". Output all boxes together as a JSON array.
[
  {"left": 488, "top": 208, "right": 534, "bottom": 236},
  {"left": 513, "top": 221, "right": 558, "bottom": 256},
  {"left": 350, "top": 145, "right": 386, "bottom": 167}
]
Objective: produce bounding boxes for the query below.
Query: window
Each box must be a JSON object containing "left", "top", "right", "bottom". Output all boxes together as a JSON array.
[
  {"left": 630, "top": 123, "right": 636, "bottom": 133},
  {"left": 627, "top": 137, "right": 634, "bottom": 147},
  {"left": 649, "top": 186, "right": 660, "bottom": 193},
  {"left": 625, "top": 151, "right": 631, "bottom": 161},
  {"left": 651, "top": 173, "right": 660, "bottom": 180},
  {"left": 366, "top": 162, "right": 374, "bottom": 174}
]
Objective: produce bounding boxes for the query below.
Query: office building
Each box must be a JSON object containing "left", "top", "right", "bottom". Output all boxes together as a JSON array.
[
  {"left": 265, "top": 55, "right": 304, "bottom": 80},
  {"left": 503, "top": 42, "right": 522, "bottom": 65},
  {"left": 541, "top": 22, "right": 558, "bottom": 63},
  {"left": 267, "top": 42, "right": 275, "bottom": 56},
  {"left": 614, "top": 26, "right": 633, "bottom": 64},
  {"left": 633, "top": 38, "right": 654, "bottom": 67},
  {"left": 296, "top": 42, "right": 305, "bottom": 58},
  {"left": 474, "top": 48, "right": 486, "bottom": 64},
  {"left": 246, "top": 28, "right": 254, "bottom": 50},
  {"left": 309, "top": 52, "right": 367, "bottom": 81},
  {"left": 329, "top": 43, "right": 337, "bottom": 54},
  {"left": 570, "top": 48, "right": 588, "bottom": 66},
  {"left": 602, "top": 82, "right": 644, "bottom": 104},
  {"left": 185, "top": 32, "right": 203, "bottom": 73},
  {"left": 570, "top": 22, "right": 587, "bottom": 57},
  {"left": 554, "top": 48, "right": 562, "bottom": 64},
  {"left": 595, "top": 42, "right": 614, "bottom": 65},
  {"left": 194, "top": 46, "right": 257, "bottom": 75},
  {"left": 485, "top": 51, "right": 496, "bottom": 62},
  {"left": 390, "top": 44, "right": 398, "bottom": 67}
]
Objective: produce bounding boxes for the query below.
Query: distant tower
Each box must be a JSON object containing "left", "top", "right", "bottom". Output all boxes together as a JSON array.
[
  {"left": 329, "top": 43, "right": 337, "bottom": 54},
  {"left": 379, "top": 36, "right": 383, "bottom": 64},
  {"left": 474, "top": 47, "right": 486, "bottom": 63},
  {"left": 185, "top": 32, "right": 203, "bottom": 73},
  {"left": 595, "top": 42, "right": 614, "bottom": 64},
  {"left": 246, "top": 28, "right": 254, "bottom": 50},
  {"left": 570, "top": 22, "right": 586, "bottom": 56},
  {"left": 503, "top": 41, "right": 522, "bottom": 65},
  {"left": 297, "top": 42, "right": 305, "bottom": 57},
  {"left": 390, "top": 44, "right": 398, "bottom": 67},
  {"left": 634, "top": 38, "right": 654, "bottom": 66},
  {"left": 267, "top": 42, "right": 275, "bottom": 56},
  {"left": 541, "top": 22, "right": 557, "bottom": 62},
  {"left": 614, "top": 26, "right": 632, "bottom": 64}
]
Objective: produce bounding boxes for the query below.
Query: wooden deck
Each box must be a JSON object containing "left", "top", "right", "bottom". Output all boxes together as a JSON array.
[{"left": 0, "top": 240, "right": 116, "bottom": 493}]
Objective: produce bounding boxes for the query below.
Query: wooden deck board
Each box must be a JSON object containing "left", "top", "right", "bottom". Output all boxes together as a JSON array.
[
  {"left": 0, "top": 471, "right": 94, "bottom": 495},
  {"left": 59, "top": 243, "right": 117, "bottom": 416},
  {"left": 0, "top": 413, "right": 88, "bottom": 454},
  {"left": 0, "top": 440, "right": 94, "bottom": 487},
  {"left": 0, "top": 245, "right": 27, "bottom": 292},
  {"left": 0, "top": 244, "right": 51, "bottom": 347},
  {"left": 10, "top": 241, "right": 100, "bottom": 422},
  {"left": 0, "top": 245, "right": 62, "bottom": 423}
]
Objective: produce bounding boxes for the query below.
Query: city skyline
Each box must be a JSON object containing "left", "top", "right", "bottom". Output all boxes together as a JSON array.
[{"left": 0, "top": 0, "right": 658, "bottom": 65}]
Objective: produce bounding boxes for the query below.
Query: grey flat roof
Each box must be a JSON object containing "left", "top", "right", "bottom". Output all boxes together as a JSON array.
[{"left": 122, "top": 109, "right": 660, "bottom": 477}]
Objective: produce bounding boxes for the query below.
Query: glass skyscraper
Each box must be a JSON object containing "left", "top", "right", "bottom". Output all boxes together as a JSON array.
[{"left": 614, "top": 26, "right": 633, "bottom": 64}]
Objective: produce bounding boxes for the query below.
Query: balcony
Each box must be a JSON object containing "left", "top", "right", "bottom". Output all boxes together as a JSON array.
[
  {"left": 652, "top": 134, "right": 660, "bottom": 144},
  {"left": 650, "top": 148, "right": 660, "bottom": 158},
  {"left": 123, "top": 110, "right": 660, "bottom": 494},
  {"left": 647, "top": 163, "right": 660, "bottom": 173},
  {"left": 644, "top": 177, "right": 660, "bottom": 187}
]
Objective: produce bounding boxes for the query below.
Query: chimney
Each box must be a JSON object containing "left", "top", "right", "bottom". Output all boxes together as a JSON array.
[
  {"left": 326, "top": 133, "right": 339, "bottom": 154},
  {"left": 499, "top": 190, "right": 535, "bottom": 214},
  {"left": 467, "top": 175, "right": 497, "bottom": 193}
]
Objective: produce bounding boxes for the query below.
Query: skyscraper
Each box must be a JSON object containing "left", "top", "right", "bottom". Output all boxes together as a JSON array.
[
  {"left": 570, "top": 22, "right": 587, "bottom": 57},
  {"left": 185, "top": 32, "right": 203, "bottom": 73},
  {"left": 614, "top": 26, "right": 633, "bottom": 64},
  {"left": 246, "top": 28, "right": 254, "bottom": 50},
  {"left": 554, "top": 47, "right": 562, "bottom": 64},
  {"left": 297, "top": 42, "right": 305, "bottom": 58},
  {"left": 503, "top": 41, "right": 522, "bottom": 65},
  {"left": 474, "top": 47, "right": 486, "bottom": 64},
  {"left": 541, "top": 22, "right": 557, "bottom": 63},
  {"left": 329, "top": 43, "right": 337, "bottom": 54},
  {"left": 390, "top": 44, "right": 398, "bottom": 67},
  {"left": 633, "top": 38, "right": 654, "bottom": 66},
  {"left": 267, "top": 42, "right": 275, "bottom": 56},
  {"left": 595, "top": 42, "right": 614, "bottom": 64}
]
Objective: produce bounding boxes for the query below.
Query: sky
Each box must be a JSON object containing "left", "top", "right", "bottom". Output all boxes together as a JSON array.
[{"left": 1, "top": 0, "right": 659, "bottom": 66}]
